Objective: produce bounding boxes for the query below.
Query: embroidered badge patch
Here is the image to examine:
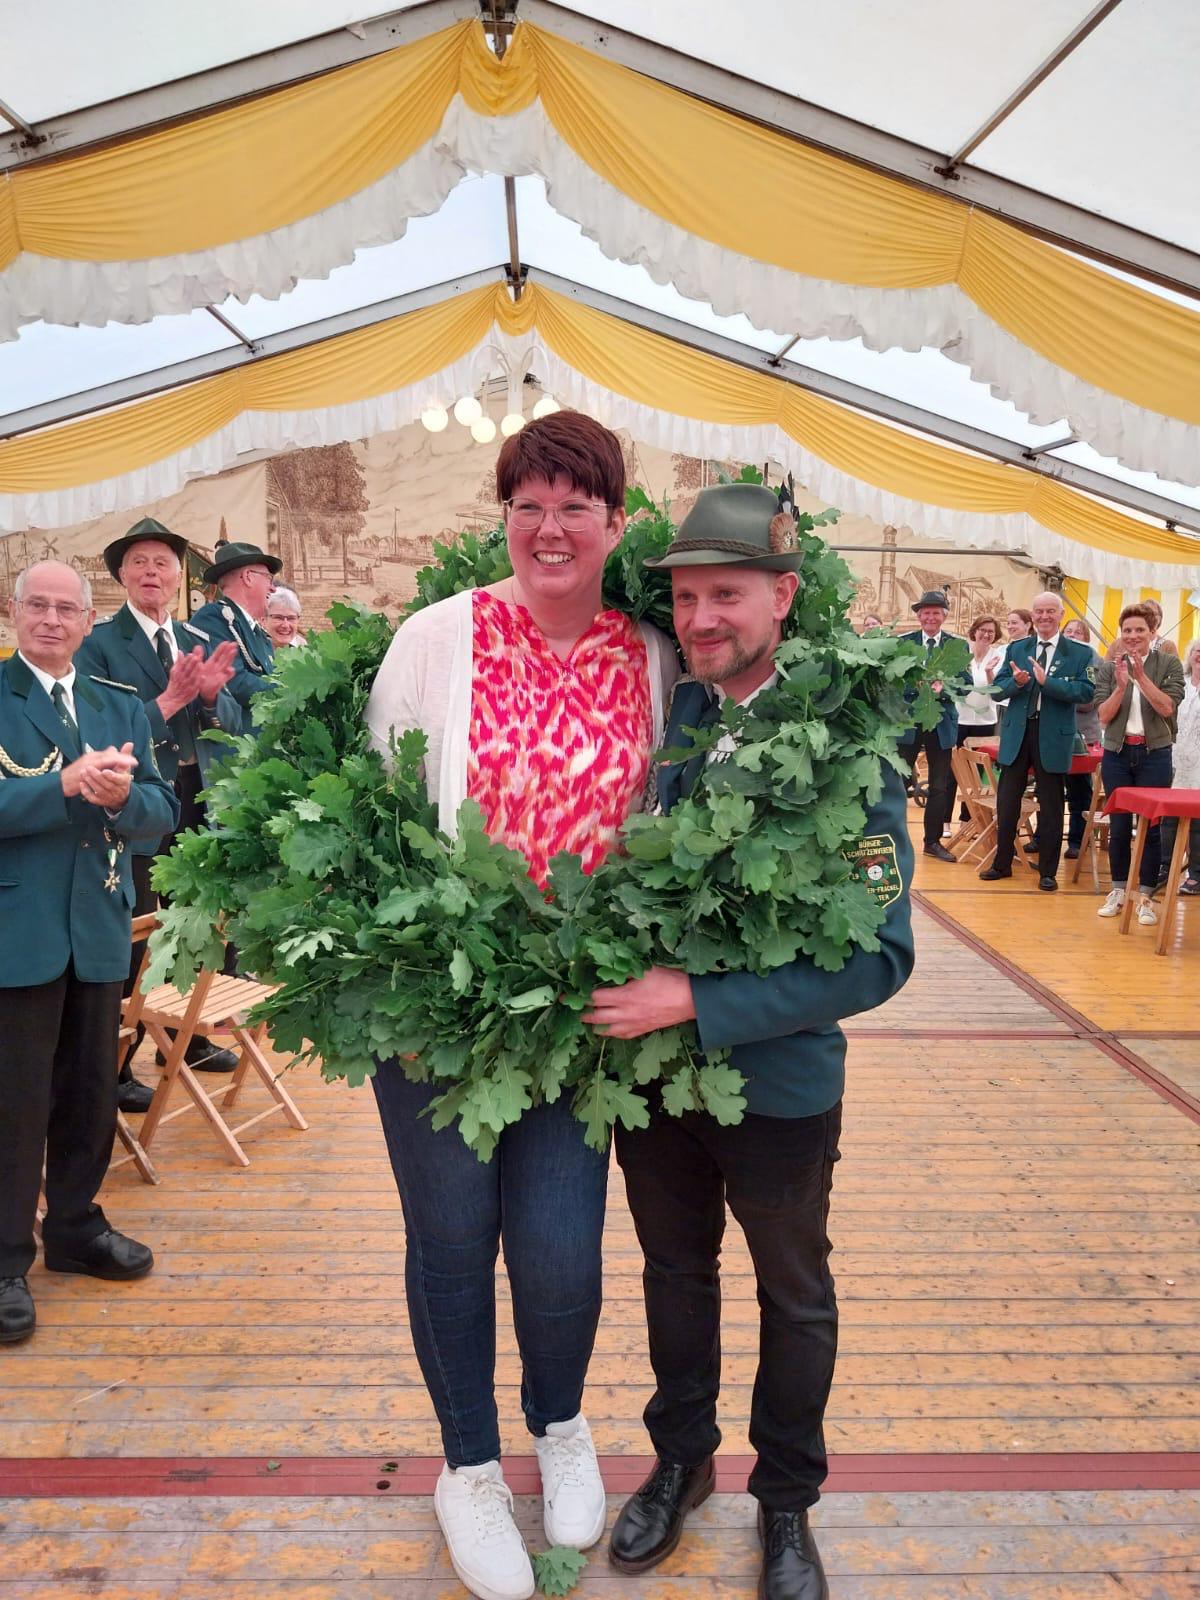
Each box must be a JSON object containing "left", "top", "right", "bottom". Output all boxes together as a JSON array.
[{"left": 843, "top": 833, "right": 903, "bottom": 908}]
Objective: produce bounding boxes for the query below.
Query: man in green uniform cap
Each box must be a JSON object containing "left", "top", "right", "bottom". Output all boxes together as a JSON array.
[
  {"left": 188, "top": 541, "right": 282, "bottom": 735},
  {"left": 0, "top": 561, "right": 178, "bottom": 1345},
  {"left": 584, "top": 483, "right": 915, "bottom": 1600},
  {"left": 75, "top": 519, "right": 243, "bottom": 1097}
]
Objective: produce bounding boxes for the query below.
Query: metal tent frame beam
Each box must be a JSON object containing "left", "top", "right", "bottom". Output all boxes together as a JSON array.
[
  {"left": 521, "top": 1, "right": 1200, "bottom": 300},
  {"left": 0, "top": 0, "right": 1195, "bottom": 299},
  {"left": 0, "top": 263, "right": 1196, "bottom": 536}
]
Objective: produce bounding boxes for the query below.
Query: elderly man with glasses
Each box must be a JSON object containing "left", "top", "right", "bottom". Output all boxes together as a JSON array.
[{"left": 0, "top": 562, "right": 178, "bottom": 1345}]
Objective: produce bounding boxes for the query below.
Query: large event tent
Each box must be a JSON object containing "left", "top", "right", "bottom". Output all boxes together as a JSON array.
[{"left": 1, "top": 0, "right": 1199, "bottom": 637}]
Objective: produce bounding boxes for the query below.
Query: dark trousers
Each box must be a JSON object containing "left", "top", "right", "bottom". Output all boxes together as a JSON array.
[
  {"left": 903, "top": 732, "right": 953, "bottom": 845},
  {"left": 615, "top": 1097, "right": 842, "bottom": 1511},
  {"left": 0, "top": 966, "right": 121, "bottom": 1277},
  {"left": 994, "top": 717, "right": 1066, "bottom": 875},
  {"left": 370, "top": 1062, "right": 609, "bottom": 1467},
  {"left": 124, "top": 763, "right": 207, "bottom": 1071},
  {"left": 1101, "top": 743, "right": 1172, "bottom": 889}
]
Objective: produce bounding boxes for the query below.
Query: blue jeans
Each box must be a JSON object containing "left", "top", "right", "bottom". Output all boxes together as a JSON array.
[
  {"left": 371, "top": 1061, "right": 609, "bottom": 1467},
  {"left": 1101, "top": 743, "right": 1173, "bottom": 889}
]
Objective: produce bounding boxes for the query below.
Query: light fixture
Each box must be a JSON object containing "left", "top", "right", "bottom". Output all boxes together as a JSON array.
[
  {"left": 532, "top": 394, "right": 560, "bottom": 419},
  {"left": 453, "top": 395, "right": 483, "bottom": 425},
  {"left": 470, "top": 416, "right": 498, "bottom": 444},
  {"left": 420, "top": 405, "right": 449, "bottom": 433},
  {"left": 500, "top": 412, "right": 526, "bottom": 437}
]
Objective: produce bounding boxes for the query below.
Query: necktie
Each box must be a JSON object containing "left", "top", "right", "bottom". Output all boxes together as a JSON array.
[
  {"left": 51, "top": 681, "right": 81, "bottom": 756},
  {"left": 1032, "top": 640, "right": 1050, "bottom": 714},
  {"left": 925, "top": 635, "right": 937, "bottom": 654},
  {"left": 158, "top": 625, "right": 196, "bottom": 763}
]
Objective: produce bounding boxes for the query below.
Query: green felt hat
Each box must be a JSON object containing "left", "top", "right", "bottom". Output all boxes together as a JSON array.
[
  {"left": 201, "top": 540, "right": 283, "bottom": 584},
  {"left": 103, "top": 517, "right": 191, "bottom": 581},
  {"left": 643, "top": 483, "right": 803, "bottom": 572}
]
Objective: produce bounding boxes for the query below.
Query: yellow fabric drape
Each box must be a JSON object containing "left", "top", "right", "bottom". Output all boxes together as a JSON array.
[
  {"left": 2, "top": 280, "right": 1197, "bottom": 588},
  {"left": 2, "top": 20, "right": 1199, "bottom": 429}
]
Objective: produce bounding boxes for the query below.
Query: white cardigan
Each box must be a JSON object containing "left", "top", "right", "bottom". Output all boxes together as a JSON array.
[{"left": 365, "top": 589, "right": 680, "bottom": 834}]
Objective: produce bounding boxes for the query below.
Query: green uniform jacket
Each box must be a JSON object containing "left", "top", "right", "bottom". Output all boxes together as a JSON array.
[
  {"left": 0, "top": 654, "right": 180, "bottom": 988},
  {"left": 896, "top": 629, "right": 969, "bottom": 750},
  {"left": 660, "top": 678, "right": 915, "bottom": 1118},
  {"left": 991, "top": 633, "right": 1096, "bottom": 773},
  {"left": 187, "top": 597, "right": 275, "bottom": 734},
  {"left": 74, "top": 603, "right": 241, "bottom": 848}
]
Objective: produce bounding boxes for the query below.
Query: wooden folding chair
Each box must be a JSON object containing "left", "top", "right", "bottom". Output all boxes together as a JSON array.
[
  {"left": 1070, "top": 766, "right": 1109, "bottom": 891},
  {"left": 948, "top": 747, "right": 1038, "bottom": 870},
  {"left": 124, "top": 918, "right": 308, "bottom": 1167}
]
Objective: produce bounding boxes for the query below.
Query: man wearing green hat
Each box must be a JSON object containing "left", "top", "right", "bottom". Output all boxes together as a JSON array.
[
  {"left": 188, "top": 541, "right": 283, "bottom": 735},
  {"left": 583, "top": 483, "right": 914, "bottom": 1600},
  {"left": 75, "top": 519, "right": 243, "bottom": 1097}
]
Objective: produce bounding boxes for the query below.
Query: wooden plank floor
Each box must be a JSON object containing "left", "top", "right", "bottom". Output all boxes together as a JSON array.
[
  {"left": 3, "top": 1490, "right": 1200, "bottom": 1598},
  {"left": 3, "top": 807, "right": 1198, "bottom": 1594}
]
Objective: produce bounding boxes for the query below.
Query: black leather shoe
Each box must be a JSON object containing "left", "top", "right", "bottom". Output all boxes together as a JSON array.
[
  {"left": 1039, "top": 875, "right": 1059, "bottom": 892},
  {"left": 117, "top": 1076, "right": 155, "bottom": 1113},
  {"left": 156, "top": 1043, "right": 238, "bottom": 1073},
  {"left": 43, "top": 1228, "right": 154, "bottom": 1281},
  {"left": 0, "top": 1276, "right": 35, "bottom": 1344},
  {"left": 1023, "top": 841, "right": 1040, "bottom": 854},
  {"left": 1064, "top": 847, "right": 1080, "bottom": 860},
  {"left": 758, "top": 1506, "right": 828, "bottom": 1600},
  {"left": 978, "top": 865, "right": 1012, "bottom": 880},
  {"left": 609, "top": 1457, "right": 715, "bottom": 1573},
  {"left": 923, "top": 843, "right": 957, "bottom": 863}
]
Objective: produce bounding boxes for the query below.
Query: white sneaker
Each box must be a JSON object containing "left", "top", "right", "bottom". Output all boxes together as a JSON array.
[
  {"left": 434, "top": 1461, "right": 535, "bottom": 1600},
  {"left": 534, "top": 1413, "right": 607, "bottom": 1550},
  {"left": 1137, "top": 896, "right": 1158, "bottom": 926},
  {"left": 1098, "top": 889, "right": 1126, "bottom": 918}
]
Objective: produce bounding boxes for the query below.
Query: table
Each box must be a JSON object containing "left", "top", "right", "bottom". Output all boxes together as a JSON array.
[{"left": 1103, "top": 786, "right": 1200, "bottom": 954}]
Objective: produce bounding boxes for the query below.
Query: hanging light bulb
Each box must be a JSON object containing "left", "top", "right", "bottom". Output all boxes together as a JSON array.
[
  {"left": 470, "top": 416, "right": 498, "bottom": 444},
  {"left": 500, "top": 412, "right": 526, "bottom": 437},
  {"left": 532, "top": 394, "right": 560, "bottom": 419},
  {"left": 420, "top": 405, "right": 449, "bottom": 433},
  {"left": 453, "top": 395, "right": 483, "bottom": 426}
]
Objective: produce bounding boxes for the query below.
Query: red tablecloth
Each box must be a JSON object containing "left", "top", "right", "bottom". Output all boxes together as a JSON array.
[
  {"left": 974, "top": 742, "right": 1101, "bottom": 776},
  {"left": 1103, "top": 786, "right": 1200, "bottom": 822}
]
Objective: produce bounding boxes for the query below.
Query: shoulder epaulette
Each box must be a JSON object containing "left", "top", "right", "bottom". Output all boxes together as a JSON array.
[{"left": 86, "top": 674, "right": 138, "bottom": 693}]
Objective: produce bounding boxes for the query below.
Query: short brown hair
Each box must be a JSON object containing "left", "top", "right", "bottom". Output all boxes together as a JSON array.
[
  {"left": 1063, "top": 616, "right": 1091, "bottom": 642},
  {"left": 968, "top": 614, "right": 1000, "bottom": 640},
  {"left": 1007, "top": 607, "right": 1032, "bottom": 630},
  {"left": 495, "top": 411, "right": 625, "bottom": 509},
  {"left": 1119, "top": 602, "right": 1156, "bottom": 628}
]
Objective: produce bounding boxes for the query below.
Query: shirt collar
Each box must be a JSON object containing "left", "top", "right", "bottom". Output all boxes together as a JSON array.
[
  {"left": 128, "top": 601, "right": 174, "bottom": 642},
  {"left": 715, "top": 671, "right": 779, "bottom": 709},
  {"left": 18, "top": 651, "right": 75, "bottom": 696},
  {"left": 1035, "top": 631, "right": 1061, "bottom": 650}
]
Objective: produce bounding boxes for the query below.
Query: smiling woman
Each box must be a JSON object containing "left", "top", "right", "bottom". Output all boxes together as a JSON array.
[{"left": 360, "top": 408, "right": 679, "bottom": 1599}]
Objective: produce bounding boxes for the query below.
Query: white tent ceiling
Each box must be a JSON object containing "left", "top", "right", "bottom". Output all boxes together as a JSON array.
[{"left": 0, "top": 0, "right": 1197, "bottom": 546}]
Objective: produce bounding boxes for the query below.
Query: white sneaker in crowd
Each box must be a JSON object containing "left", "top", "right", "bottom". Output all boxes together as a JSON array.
[
  {"left": 533, "top": 1413, "right": 608, "bottom": 1550},
  {"left": 434, "top": 1461, "right": 535, "bottom": 1600},
  {"left": 1137, "top": 896, "right": 1158, "bottom": 926},
  {"left": 1098, "top": 889, "right": 1126, "bottom": 918}
]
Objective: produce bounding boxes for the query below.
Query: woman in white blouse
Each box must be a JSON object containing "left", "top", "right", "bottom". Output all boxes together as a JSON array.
[{"left": 947, "top": 614, "right": 1004, "bottom": 823}]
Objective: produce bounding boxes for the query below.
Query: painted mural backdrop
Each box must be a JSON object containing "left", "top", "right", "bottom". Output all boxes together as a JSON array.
[{"left": 0, "top": 418, "right": 1043, "bottom": 653}]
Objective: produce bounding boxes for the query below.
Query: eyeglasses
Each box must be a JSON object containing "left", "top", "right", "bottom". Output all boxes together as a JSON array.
[
  {"left": 17, "top": 598, "right": 87, "bottom": 621},
  {"left": 504, "top": 497, "right": 611, "bottom": 533}
]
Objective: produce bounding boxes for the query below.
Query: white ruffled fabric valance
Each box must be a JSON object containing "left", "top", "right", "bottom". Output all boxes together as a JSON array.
[
  {"left": 2, "top": 100, "right": 1198, "bottom": 490},
  {"left": 3, "top": 323, "right": 1196, "bottom": 595}
]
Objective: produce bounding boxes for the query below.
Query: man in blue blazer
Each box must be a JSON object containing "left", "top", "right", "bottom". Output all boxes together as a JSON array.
[
  {"left": 75, "top": 520, "right": 243, "bottom": 1098},
  {"left": 583, "top": 485, "right": 915, "bottom": 1600},
  {"left": 0, "top": 561, "right": 178, "bottom": 1344},
  {"left": 188, "top": 541, "right": 281, "bottom": 735},
  {"left": 896, "top": 589, "right": 966, "bottom": 863},
  {"left": 980, "top": 590, "right": 1095, "bottom": 890}
]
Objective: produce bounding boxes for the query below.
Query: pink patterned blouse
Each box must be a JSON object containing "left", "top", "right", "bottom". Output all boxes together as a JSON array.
[{"left": 466, "top": 590, "right": 653, "bottom": 887}]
